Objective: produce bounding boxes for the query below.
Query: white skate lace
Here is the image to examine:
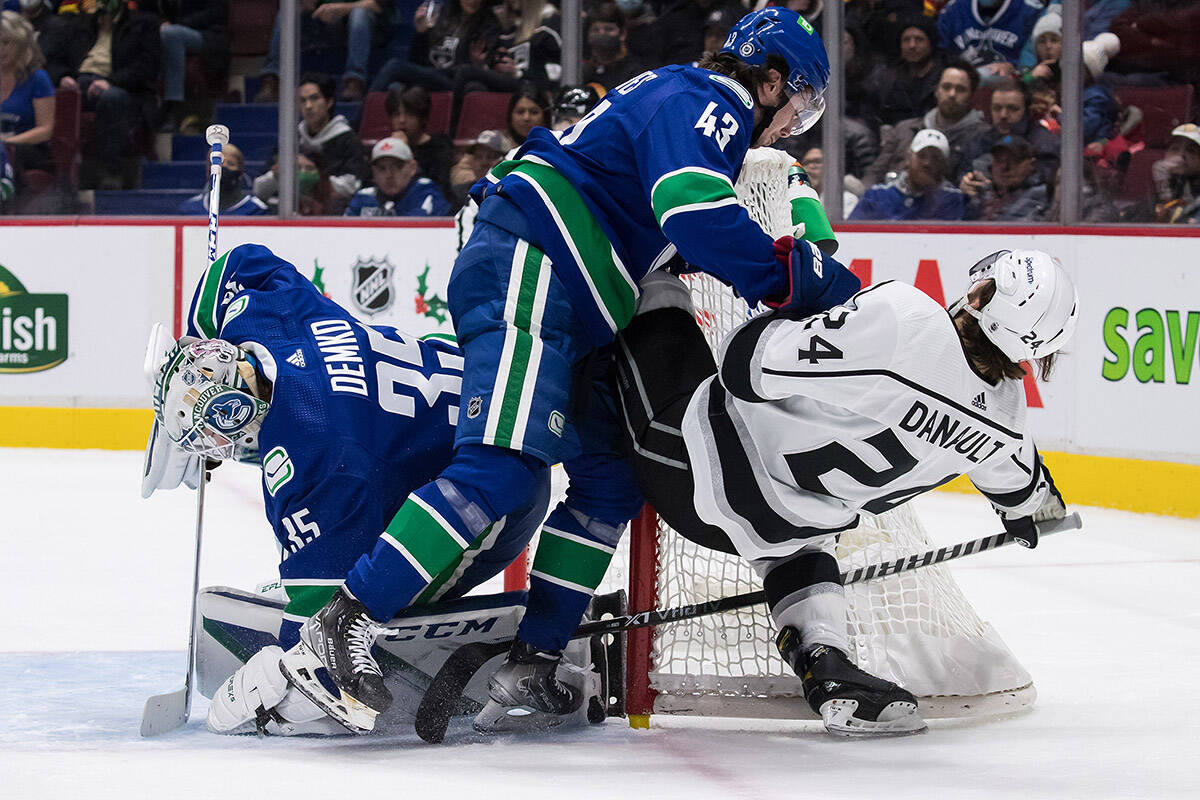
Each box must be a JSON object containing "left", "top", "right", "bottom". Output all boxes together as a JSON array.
[{"left": 347, "top": 616, "right": 383, "bottom": 677}]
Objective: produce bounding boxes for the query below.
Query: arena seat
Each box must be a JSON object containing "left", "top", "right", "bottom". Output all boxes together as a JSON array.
[
  {"left": 1116, "top": 85, "right": 1194, "bottom": 148},
  {"left": 455, "top": 92, "right": 511, "bottom": 144},
  {"left": 230, "top": 0, "right": 279, "bottom": 57}
]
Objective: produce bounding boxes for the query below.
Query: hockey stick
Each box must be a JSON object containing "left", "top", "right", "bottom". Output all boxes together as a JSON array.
[
  {"left": 140, "top": 124, "right": 229, "bottom": 737},
  {"left": 414, "top": 511, "right": 1083, "bottom": 743}
]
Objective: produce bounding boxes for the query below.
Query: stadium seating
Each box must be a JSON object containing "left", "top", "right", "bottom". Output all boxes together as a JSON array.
[
  {"left": 1115, "top": 85, "right": 1195, "bottom": 148},
  {"left": 455, "top": 92, "right": 511, "bottom": 144}
]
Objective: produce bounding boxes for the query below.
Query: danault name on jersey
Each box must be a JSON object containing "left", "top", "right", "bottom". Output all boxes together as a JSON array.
[{"left": 898, "top": 399, "right": 1006, "bottom": 465}]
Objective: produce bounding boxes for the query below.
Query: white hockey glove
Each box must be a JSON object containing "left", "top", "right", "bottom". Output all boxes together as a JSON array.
[
  {"left": 140, "top": 419, "right": 202, "bottom": 499},
  {"left": 207, "top": 645, "right": 348, "bottom": 736}
]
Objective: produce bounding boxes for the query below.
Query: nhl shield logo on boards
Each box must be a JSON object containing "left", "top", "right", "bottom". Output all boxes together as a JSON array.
[{"left": 350, "top": 256, "right": 396, "bottom": 316}]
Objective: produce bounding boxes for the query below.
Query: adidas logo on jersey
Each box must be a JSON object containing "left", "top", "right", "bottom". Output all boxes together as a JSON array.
[
  {"left": 286, "top": 348, "right": 306, "bottom": 368},
  {"left": 971, "top": 392, "right": 987, "bottom": 411}
]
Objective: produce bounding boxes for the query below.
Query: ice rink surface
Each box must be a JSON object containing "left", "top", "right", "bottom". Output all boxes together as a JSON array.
[{"left": 1, "top": 447, "right": 1197, "bottom": 799}]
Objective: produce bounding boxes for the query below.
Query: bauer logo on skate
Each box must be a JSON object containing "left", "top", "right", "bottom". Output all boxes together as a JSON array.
[{"left": 0, "top": 263, "right": 68, "bottom": 374}]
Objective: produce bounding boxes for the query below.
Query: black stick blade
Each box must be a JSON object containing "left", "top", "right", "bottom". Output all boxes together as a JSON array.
[{"left": 414, "top": 639, "right": 511, "bottom": 743}]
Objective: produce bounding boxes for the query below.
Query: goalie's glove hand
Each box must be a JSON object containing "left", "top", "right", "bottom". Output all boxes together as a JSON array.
[
  {"left": 764, "top": 237, "right": 861, "bottom": 316},
  {"left": 1001, "top": 470, "right": 1066, "bottom": 549}
]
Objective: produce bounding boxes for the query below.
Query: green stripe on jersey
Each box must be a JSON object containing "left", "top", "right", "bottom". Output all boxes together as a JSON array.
[
  {"left": 384, "top": 497, "right": 471, "bottom": 580},
  {"left": 492, "top": 243, "right": 545, "bottom": 448},
  {"left": 283, "top": 584, "right": 339, "bottom": 617},
  {"left": 650, "top": 169, "right": 737, "bottom": 228},
  {"left": 494, "top": 159, "right": 639, "bottom": 333},
  {"left": 193, "top": 251, "right": 232, "bottom": 338},
  {"left": 529, "top": 528, "right": 617, "bottom": 593}
]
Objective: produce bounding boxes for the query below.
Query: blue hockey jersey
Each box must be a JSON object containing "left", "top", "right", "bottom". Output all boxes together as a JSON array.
[
  {"left": 938, "top": 0, "right": 1044, "bottom": 66},
  {"left": 344, "top": 178, "right": 450, "bottom": 217},
  {"left": 472, "top": 65, "right": 785, "bottom": 346},
  {"left": 185, "top": 244, "right": 485, "bottom": 642}
]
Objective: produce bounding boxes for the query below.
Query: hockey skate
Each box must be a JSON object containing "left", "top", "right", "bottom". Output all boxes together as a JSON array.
[
  {"left": 777, "top": 627, "right": 927, "bottom": 738},
  {"left": 278, "top": 588, "right": 393, "bottom": 734},
  {"left": 473, "top": 639, "right": 593, "bottom": 734}
]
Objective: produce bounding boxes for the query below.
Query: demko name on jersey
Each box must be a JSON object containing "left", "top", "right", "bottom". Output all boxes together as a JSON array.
[
  {"left": 898, "top": 400, "right": 1005, "bottom": 465},
  {"left": 311, "top": 319, "right": 369, "bottom": 396}
]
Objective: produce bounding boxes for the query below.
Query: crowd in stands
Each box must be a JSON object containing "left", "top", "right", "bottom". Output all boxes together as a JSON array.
[{"left": 0, "top": 0, "right": 1196, "bottom": 224}]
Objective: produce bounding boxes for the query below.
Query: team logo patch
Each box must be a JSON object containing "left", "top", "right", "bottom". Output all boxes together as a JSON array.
[
  {"left": 205, "top": 392, "right": 256, "bottom": 432},
  {"left": 224, "top": 295, "right": 250, "bottom": 326},
  {"left": 467, "top": 395, "right": 483, "bottom": 419},
  {"left": 350, "top": 255, "right": 396, "bottom": 316},
  {"left": 548, "top": 410, "right": 565, "bottom": 437},
  {"left": 263, "top": 446, "right": 294, "bottom": 496}
]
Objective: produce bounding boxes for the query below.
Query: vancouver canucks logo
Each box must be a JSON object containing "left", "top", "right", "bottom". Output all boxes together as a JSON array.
[
  {"left": 205, "top": 392, "right": 255, "bottom": 432},
  {"left": 350, "top": 255, "right": 395, "bottom": 316},
  {"left": 0, "top": 262, "right": 68, "bottom": 374}
]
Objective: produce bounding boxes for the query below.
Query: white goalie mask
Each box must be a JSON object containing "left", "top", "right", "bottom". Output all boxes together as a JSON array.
[
  {"left": 950, "top": 249, "right": 1079, "bottom": 363},
  {"left": 152, "top": 337, "right": 269, "bottom": 461}
]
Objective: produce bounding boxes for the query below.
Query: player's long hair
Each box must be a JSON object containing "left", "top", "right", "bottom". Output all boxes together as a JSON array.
[
  {"left": 955, "top": 280, "right": 1058, "bottom": 384},
  {"left": 697, "top": 51, "right": 790, "bottom": 106}
]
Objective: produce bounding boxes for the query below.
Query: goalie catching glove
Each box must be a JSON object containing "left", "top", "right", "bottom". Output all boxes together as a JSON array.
[{"left": 764, "top": 236, "right": 861, "bottom": 316}]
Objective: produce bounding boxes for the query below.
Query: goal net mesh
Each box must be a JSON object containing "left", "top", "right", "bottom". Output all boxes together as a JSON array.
[{"left": 607, "top": 148, "right": 1033, "bottom": 713}]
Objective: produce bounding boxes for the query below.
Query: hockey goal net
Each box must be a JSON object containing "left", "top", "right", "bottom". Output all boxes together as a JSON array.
[{"left": 615, "top": 148, "right": 1035, "bottom": 721}]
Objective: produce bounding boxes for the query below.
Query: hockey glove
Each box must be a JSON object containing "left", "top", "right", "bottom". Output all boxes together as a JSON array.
[
  {"left": 1001, "top": 468, "right": 1066, "bottom": 549},
  {"left": 764, "top": 237, "right": 861, "bottom": 317}
]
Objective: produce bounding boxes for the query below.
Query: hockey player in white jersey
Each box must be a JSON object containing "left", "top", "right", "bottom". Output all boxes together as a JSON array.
[{"left": 614, "top": 247, "right": 1078, "bottom": 736}]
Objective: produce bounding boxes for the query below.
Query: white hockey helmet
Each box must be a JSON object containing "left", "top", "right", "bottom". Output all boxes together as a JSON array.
[
  {"left": 152, "top": 337, "right": 269, "bottom": 461},
  {"left": 951, "top": 249, "right": 1079, "bottom": 363}
]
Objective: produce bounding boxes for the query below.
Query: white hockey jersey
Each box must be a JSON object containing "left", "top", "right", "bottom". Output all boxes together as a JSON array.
[{"left": 682, "top": 280, "right": 1054, "bottom": 561}]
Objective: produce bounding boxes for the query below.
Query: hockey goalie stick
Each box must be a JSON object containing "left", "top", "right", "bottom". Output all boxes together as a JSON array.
[
  {"left": 414, "top": 511, "right": 1083, "bottom": 743},
  {"left": 140, "top": 125, "right": 229, "bottom": 737}
]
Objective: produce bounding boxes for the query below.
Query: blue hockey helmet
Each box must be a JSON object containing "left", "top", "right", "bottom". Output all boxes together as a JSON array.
[{"left": 720, "top": 7, "right": 830, "bottom": 134}]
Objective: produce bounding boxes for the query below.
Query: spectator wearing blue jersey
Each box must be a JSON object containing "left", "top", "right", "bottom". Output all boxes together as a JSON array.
[
  {"left": 177, "top": 143, "right": 269, "bottom": 216},
  {"left": 851, "top": 128, "right": 967, "bottom": 221},
  {"left": 938, "top": 0, "right": 1044, "bottom": 83},
  {"left": 346, "top": 137, "right": 450, "bottom": 216},
  {"left": 0, "top": 10, "right": 56, "bottom": 177}
]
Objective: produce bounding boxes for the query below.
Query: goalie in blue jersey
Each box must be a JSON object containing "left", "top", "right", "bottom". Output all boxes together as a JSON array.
[
  {"left": 280, "top": 7, "right": 839, "bottom": 735},
  {"left": 142, "top": 243, "right": 553, "bottom": 735}
]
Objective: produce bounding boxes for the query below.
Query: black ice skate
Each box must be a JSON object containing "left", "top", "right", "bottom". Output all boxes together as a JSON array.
[
  {"left": 279, "top": 588, "right": 392, "bottom": 734},
  {"left": 777, "top": 626, "right": 927, "bottom": 737},
  {"left": 473, "top": 639, "right": 585, "bottom": 734}
]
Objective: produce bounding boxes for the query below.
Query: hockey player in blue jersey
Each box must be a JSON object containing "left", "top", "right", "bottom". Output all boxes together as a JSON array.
[
  {"left": 142, "top": 242, "right": 551, "bottom": 734},
  {"left": 281, "top": 6, "right": 838, "bottom": 734}
]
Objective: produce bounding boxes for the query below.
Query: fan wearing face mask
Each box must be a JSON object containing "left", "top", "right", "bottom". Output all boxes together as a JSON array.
[{"left": 176, "top": 142, "right": 269, "bottom": 216}]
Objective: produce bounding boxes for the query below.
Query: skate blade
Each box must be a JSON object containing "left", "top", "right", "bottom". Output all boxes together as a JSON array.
[
  {"left": 819, "top": 699, "right": 928, "bottom": 738},
  {"left": 472, "top": 699, "right": 575, "bottom": 735},
  {"left": 278, "top": 639, "right": 378, "bottom": 735}
]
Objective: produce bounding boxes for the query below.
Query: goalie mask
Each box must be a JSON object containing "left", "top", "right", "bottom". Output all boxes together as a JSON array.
[
  {"left": 152, "top": 337, "right": 269, "bottom": 461},
  {"left": 721, "top": 7, "right": 830, "bottom": 135},
  {"left": 950, "top": 250, "right": 1079, "bottom": 363}
]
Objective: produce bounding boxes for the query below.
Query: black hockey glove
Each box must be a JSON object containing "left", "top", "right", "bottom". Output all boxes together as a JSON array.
[
  {"left": 1001, "top": 468, "right": 1067, "bottom": 549},
  {"left": 764, "top": 237, "right": 861, "bottom": 317}
]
